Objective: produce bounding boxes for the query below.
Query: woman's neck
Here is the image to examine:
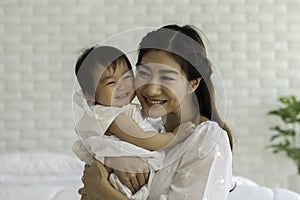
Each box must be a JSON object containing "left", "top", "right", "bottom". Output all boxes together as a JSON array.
[{"left": 164, "top": 96, "right": 199, "bottom": 132}]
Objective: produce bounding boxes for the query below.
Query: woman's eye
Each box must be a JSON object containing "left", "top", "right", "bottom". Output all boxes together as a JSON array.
[
  {"left": 137, "top": 70, "right": 150, "bottom": 78},
  {"left": 161, "top": 76, "right": 175, "bottom": 81}
]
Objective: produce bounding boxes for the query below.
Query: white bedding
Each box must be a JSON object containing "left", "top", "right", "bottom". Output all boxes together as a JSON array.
[
  {"left": 229, "top": 177, "right": 300, "bottom": 200},
  {"left": 0, "top": 152, "right": 299, "bottom": 200},
  {"left": 0, "top": 152, "right": 84, "bottom": 200},
  {"left": 0, "top": 185, "right": 80, "bottom": 200}
]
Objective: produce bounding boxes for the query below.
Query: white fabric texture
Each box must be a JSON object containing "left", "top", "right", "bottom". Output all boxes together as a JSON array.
[
  {"left": 1, "top": 152, "right": 300, "bottom": 200},
  {"left": 0, "top": 151, "right": 83, "bottom": 184},
  {"left": 109, "top": 171, "right": 155, "bottom": 200},
  {"left": 227, "top": 177, "right": 300, "bottom": 200},
  {"left": 148, "top": 121, "right": 233, "bottom": 200},
  {"left": 81, "top": 135, "right": 165, "bottom": 170},
  {"left": 0, "top": 152, "right": 84, "bottom": 200},
  {"left": 73, "top": 91, "right": 164, "bottom": 138},
  {"left": 72, "top": 91, "right": 165, "bottom": 200},
  {"left": 73, "top": 92, "right": 165, "bottom": 166},
  {"left": 71, "top": 92, "right": 300, "bottom": 199}
]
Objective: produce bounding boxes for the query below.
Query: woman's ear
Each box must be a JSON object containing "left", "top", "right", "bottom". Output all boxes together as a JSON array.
[{"left": 189, "top": 78, "right": 202, "bottom": 93}]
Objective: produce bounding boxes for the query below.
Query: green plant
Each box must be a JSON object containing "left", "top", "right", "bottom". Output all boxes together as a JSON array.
[{"left": 267, "top": 95, "right": 300, "bottom": 174}]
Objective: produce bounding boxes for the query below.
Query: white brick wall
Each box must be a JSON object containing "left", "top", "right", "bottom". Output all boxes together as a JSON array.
[{"left": 1, "top": 0, "right": 299, "bottom": 189}]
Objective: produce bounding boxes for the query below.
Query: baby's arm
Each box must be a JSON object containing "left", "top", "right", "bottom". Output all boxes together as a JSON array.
[
  {"left": 107, "top": 114, "right": 194, "bottom": 151},
  {"left": 107, "top": 114, "right": 172, "bottom": 150}
]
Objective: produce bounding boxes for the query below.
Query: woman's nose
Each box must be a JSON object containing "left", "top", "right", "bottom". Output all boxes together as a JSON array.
[{"left": 145, "top": 83, "right": 162, "bottom": 96}]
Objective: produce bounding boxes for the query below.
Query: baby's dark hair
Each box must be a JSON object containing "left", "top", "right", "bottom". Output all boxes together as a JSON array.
[{"left": 75, "top": 45, "right": 132, "bottom": 99}]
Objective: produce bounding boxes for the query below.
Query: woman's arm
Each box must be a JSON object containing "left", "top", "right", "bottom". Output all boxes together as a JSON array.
[
  {"left": 81, "top": 159, "right": 130, "bottom": 200},
  {"left": 108, "top": 114, "right": 175, "bottom": 150}
]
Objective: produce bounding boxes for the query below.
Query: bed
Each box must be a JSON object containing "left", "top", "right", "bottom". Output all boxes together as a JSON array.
[
  {"left": 229, "top": 176, "right": 300, "bottom": 200},
  {"left": 0, "top": 151, "right": 299, "bottom": 200},
  {"left": 0, "top": 152, "right": 83, "bottom": 200}
]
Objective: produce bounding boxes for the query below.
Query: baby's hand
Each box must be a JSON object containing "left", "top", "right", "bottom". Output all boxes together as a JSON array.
[
  {"left": 175, "top": 121, "right": 195, "bottom": 137},
  {"left": 162, "top": 122, "right": 196, "bottom": 150},
  {"left": 181, "top": 121, "right": 196, "bottom": 135}
]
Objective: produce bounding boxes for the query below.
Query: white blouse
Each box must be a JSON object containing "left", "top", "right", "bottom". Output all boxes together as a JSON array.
[
  {"left": 72, "top": 91, "right": 165, "bottom": 166},
  {"left": 148, "top": 121, "right": 233, "bottom": 200}
]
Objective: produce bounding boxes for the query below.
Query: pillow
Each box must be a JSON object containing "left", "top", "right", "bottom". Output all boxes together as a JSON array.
[
  {"left": 0, "top": 151, "right": 84, "bottom": 185},
  {"left": 232, "top": 176, "right": 258, "bottom": 187}
]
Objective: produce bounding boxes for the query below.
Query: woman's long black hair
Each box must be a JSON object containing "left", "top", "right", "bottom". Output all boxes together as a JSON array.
[{"left": 136, "top": 24, "right": 233, "bottom": 150}]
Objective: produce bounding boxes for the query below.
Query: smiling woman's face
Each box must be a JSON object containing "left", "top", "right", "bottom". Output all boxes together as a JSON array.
[{"left": 135, "top": 50, "right": 192, "bottom": 118}]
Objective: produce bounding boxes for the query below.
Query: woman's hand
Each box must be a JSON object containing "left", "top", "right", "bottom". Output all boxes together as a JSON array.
[
  {"left": 79, "top": 160, "right": 111, "bottom": 200},
  {"left": 105, "top": 156, "right": 150, "bottom": 193},
  {"left": 79, "top": 158, "right": 148, "bottom": 199}
]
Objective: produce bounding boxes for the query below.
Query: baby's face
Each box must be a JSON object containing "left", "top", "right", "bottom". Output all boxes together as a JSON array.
[{"left": 95, "top": 61, "right": 135, "bottom": 107}]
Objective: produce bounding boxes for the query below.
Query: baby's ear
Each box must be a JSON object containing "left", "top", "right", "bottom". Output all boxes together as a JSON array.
[{"left": 189, "top": 78, "right": 202, "bottom": 93}]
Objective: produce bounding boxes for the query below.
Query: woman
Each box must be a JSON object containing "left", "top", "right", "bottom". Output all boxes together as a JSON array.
[{"left": 79, "top": 24, "right": 234, "bottom": 200}]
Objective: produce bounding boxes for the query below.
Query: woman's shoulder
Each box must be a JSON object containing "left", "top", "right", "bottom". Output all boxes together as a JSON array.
[
  {"left": 190, "top": 120, "right": 230, "bottom": 159},
  {"left": 195, "top": 119, "right": 226, "bottom": 136},
  {"left": 162, "top": 120, "right": 230, "bottom": 167}
]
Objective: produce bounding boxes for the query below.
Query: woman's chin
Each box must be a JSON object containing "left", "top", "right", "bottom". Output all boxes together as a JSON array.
[{"left": 146, "top": 105, "right": 167, "bottom": 118}]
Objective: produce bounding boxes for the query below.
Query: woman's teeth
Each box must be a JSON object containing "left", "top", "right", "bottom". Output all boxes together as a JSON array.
[{"left": 147, "top": 98, "right": 165, "bottom": 104}]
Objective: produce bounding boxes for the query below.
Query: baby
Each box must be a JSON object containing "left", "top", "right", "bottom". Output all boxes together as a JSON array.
[{"left": 72, "top": 45, "right": 194, "bottom": 199}]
